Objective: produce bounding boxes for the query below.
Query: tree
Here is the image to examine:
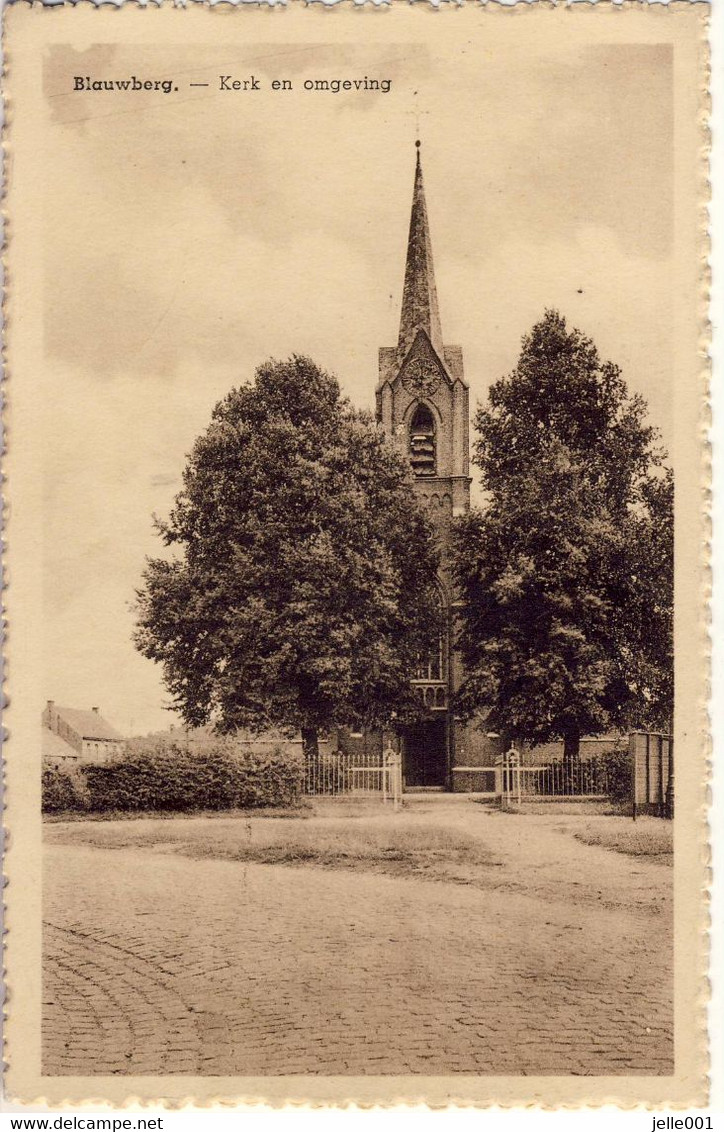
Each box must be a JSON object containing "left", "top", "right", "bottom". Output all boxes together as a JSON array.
[
  {"left": 134, "top": 356, "right": 441, "bottom": 760},
  {"left": 452, "top": 310, "right": 673, "bottom": 766}
]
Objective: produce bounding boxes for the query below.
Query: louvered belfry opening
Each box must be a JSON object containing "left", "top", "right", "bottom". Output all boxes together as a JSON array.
[{"left": 409, "top": 403, "right": 436, "bottom": 476}]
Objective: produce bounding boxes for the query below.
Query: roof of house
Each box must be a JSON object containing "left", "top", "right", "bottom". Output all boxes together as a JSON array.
[
  {"left": 42, "top": 728, "right": 78, "bottom": 761},
  {"left": 55, "top": 707, "right": 124, "bottom": 741}
]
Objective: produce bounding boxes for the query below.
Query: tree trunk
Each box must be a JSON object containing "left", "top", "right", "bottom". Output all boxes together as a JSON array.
[
  {"left": 301, "top": 727, "right": 319, "bottom": 762},
  {"left": 563, "top": 730, "right": 581, "bottom": 772}
]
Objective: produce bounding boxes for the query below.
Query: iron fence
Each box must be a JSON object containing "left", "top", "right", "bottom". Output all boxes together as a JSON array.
[
  {"left": 495, "top": 749, "right": 610, "bottom": 802},
  {"left": 304, "top": 748, "right": 402, "bottom": 806},
  {"left": 517, "top": 761, "right": 609, "bottom": 797}
]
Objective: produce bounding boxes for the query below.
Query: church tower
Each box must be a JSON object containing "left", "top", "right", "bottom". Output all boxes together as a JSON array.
[{"left": 376, "top": 142, "right": 471, "bottom": 788}]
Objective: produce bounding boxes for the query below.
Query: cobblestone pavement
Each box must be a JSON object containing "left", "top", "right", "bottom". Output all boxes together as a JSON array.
[{"left": 43, "top": 807, "right": 673, "bottom": 1076}]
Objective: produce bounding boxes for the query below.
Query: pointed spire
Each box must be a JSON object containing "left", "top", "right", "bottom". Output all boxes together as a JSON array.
[{"left": 398, "top": 141, "right": 444, "bottom": 358}]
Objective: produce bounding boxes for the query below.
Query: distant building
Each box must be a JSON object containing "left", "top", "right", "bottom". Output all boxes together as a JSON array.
[
  {"left": 126, "top": 724, "right": 316, "bottom": 761},
  {"left": 42, "top": 701, "right": 125, "bottom": 766},
  {"left": 42, "top": 727, "right": 79, "bottom": 767}
]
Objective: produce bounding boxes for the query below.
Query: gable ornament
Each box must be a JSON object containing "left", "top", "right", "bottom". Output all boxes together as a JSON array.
[{"left": 401, "top": 356, "right": 440, "bottom": 397}]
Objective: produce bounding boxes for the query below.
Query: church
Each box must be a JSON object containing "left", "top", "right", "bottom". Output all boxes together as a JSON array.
[{"left": 342, "top": 143, "right": 502, "bottom": 793}]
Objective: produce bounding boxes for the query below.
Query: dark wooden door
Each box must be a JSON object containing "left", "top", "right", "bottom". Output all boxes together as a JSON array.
[{"left": 403, "top": 720, "right": 447, "bottom": 787}]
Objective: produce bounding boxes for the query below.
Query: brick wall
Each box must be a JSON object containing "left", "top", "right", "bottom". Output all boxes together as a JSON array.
[{"left": 522, "top": 737, "right": 624, "bottom": 766}]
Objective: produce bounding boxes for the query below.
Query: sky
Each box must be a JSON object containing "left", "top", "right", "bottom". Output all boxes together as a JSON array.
[{"left": 40, "top": 36, "right": 674, "bottom": 735}]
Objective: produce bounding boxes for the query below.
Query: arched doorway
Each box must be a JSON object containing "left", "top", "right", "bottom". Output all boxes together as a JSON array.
[
  {"left": 403, "top": 719, "right": 448, "bottom": 788},
  {"left": 403, "top": 587, "right": 449, "bottom": 788}
]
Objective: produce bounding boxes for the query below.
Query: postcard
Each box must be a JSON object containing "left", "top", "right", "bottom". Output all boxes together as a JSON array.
[{"left": 3, "top": 1, "right": 710, "bottom": 1108}]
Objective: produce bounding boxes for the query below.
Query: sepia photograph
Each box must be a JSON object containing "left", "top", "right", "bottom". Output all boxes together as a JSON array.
[{"left": 3, "top": 2, "right": 709, "bottom": 1109}]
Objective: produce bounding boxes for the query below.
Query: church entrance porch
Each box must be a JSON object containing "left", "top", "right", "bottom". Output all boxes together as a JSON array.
[{"left": 402, "top": 719, "right": 448, "bottom": 788}]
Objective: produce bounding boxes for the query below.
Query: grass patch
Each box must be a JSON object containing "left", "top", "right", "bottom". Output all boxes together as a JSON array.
[
  {"left": 570, "top": 817, "right": 673, "bottom": 862},
  {"left": 44, "top": 812, "right": 499, "bottom": 883},
  {"left": 43, "top": 803, "right": 311, "bottom": 824}
]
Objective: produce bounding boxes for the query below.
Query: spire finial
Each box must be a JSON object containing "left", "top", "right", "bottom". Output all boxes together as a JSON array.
[{"left": 398, "top": 143, "right": 443, "bottom": 357}]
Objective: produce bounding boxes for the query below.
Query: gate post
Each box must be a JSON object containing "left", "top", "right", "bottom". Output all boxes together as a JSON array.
[
  {"left": 494, "top": 756, "right": 503, "bottom": 800},
  {"left": 496, "top": 746, "right": 521, "bottom": 809},
  {"left": 506, "top": 747, "right": 521, "bottom": 808},
  {"left": 630, "top": 732, "right": 636, "bottom": 821},
  {"left": 665, "top": 735, "right": 674, "bottom": 819},
  {"left": 383, "top": 745, "right": 402, "bottom": 811},
  {"left": 394, "top": 750, "right": 403, "bottom": 811}
]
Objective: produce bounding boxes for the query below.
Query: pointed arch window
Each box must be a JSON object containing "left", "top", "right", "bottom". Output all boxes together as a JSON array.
[
  {"left": 414, "top": 629, "right": 444, "bottom": 682},
  {"left": 413, "top": 590, "right": 446, "bottom": 683},
  {"left": 409, "top": 403, "right": 436, "bottom": 477}
]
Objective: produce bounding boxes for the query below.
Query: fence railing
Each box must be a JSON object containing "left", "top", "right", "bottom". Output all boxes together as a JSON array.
[
  {"left": 520, "top": 761, "right": 609, "bottom": 797},
  {"left": 304, "top": 748, "right": 402, "bottom": 807},
  {"left": 495, "top": 748, "right": 610, "bottom": 803}
]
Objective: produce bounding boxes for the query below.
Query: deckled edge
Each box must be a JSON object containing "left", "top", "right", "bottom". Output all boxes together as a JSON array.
[
  {"left": 2, "top": 0, "right": 10, "bottom": 1107},
  {"left": 0, "top": 0, "right": 716, "bottom": 11},
  {"left": 0, "top": 0, "right": 712, "bottom": 1112}
]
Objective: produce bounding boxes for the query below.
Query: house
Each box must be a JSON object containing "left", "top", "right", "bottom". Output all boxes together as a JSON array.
[
  {"left": 42, "top": 727, "right": 79, "bottom": 768},
  {"left": 42, "top": 700, "right": 125, "bottom": 766}
]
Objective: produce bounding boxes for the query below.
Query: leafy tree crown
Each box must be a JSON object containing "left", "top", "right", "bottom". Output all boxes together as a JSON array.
[
  {"left": 135, "top": 356, "right": 441, "bottom": 742},
  {"left": 453, "top": 311, "right": 673, "bottom": 750}
]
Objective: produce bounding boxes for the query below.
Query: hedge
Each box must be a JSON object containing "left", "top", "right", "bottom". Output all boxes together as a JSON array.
[
  {"left": 42, "top": 741, "right": 304, "bottom": 815},
  {"left": 601, "top": 746, "right": 633, "bottom": 805},
  {"left": 42, "top": 764, "right": 91, "bottom": 813}
]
